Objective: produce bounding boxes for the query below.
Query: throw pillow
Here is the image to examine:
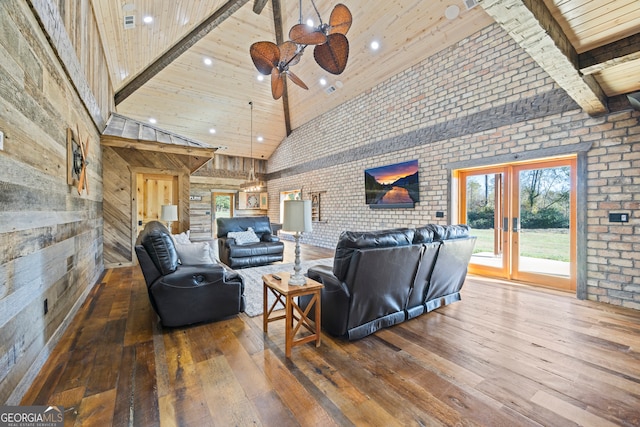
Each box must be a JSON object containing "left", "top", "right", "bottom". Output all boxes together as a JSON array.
[
  {"left": 175, "top": 241, "right": 214, "bottom": 265},
  {"left": 172, "top": 230, "right": 191, "bottom": 245},
  {"left": 227, "top": 227, "right": 260, "bottom": 245}
]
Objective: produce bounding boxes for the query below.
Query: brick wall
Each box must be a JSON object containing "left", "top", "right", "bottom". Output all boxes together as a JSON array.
[{"left": 266, "top": 24, "right": 640, "bottom": 310}]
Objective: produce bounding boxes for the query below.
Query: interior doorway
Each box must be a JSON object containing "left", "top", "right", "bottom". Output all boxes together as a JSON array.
[
  {"left": 457, "top": 157, "right": 577, "bottom": 291},
  {"left": 136, "top": 173, "right": 179, "bottom": 234}
]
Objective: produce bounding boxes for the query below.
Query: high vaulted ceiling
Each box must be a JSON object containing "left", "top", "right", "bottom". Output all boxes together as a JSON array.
[{"left": 92, "top": 0, "right": 640, "bottom": 160}]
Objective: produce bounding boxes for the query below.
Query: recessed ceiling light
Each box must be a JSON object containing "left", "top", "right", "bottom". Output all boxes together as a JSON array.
[
  {"left": 257, "top": 74, "right": 264, "bottom": 82},
  {"left": 257, "top": 136, "right": 264, "bottom": 143},
  {"left": 143, "top": 15, "right": 153, "bottom": 24},
  {"left": 306, "top": 18, "right": 314, "bottom": 27},
  {"left": 370, "top": 40, "right": 380, "bottom": 51},
  {"left": 209, "top": 128, "right": 216, "bottom": 134},
  {"left": 319, "top": 77, "right": 327, "bottom": 86},
  {"left": 149, "top": 118, "right": 157, "bottom": 124},
  {"left": 203, "top": 57, "right": 213, "bottom": 66},
  {"left": 445, "top": 5, "right": 460, "bottom": 20}
]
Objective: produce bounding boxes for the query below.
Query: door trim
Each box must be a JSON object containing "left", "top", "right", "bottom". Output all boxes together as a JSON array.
[{"left": 450, "top": 157, "right": 590, "bottom": 299}]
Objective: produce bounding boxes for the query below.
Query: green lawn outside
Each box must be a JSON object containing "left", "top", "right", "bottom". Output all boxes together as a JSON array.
[{"left": 471, "top": 228, "right": 570, "bottom": 262}]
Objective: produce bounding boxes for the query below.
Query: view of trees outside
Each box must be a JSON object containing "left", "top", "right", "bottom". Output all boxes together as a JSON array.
[
  {"left": 466, "top": 166, "right": 571, "bottom": 263},
  {"left": 215, "top": 195, "right": 231, "bottom": 217}
]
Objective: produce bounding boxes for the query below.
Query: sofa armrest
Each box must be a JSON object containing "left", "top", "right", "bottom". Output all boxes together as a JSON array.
[
  {"left": 222, "top": 237, "right": 237, "bottom": 247},
  {"left": 261, "top": 233, "right": 280, "bottom": 243},
  {"left": 304, "top": 265, "right": 351, "bottom": 337},
  {"left": 149, "top": 265, "right": 244, "bottom": 327},
  {"left": 308, "top": 265, "right": 349, "bottom": 297}
]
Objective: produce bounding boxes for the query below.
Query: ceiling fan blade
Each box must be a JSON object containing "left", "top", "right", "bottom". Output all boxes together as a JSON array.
[
  {"left": 314, "top": 33, "right": 349, "bottom": 75},
  {"left": 289, "top": 24, "right": 327, "bottom": 45},
  {"left": 278, "top": 41, "right": 302, "bottom": 67},
  {"left": 329, "top": 3, "right": 352, "bottom": 35},
  {"left": 250, "top": 41, "right": 279, "bottom": 75},
  {"left": 271, "top": 69, "right": 284, "bottom": 100},
  {"left": 286, "top": 70, "right": 308, "bottom": 90}
]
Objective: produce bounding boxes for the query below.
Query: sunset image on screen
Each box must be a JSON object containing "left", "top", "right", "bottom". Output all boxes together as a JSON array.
[{"left": 364, "top": 160, "right": 419, "bottom": 206}]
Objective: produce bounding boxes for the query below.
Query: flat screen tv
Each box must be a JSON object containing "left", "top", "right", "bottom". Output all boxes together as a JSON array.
[{"left": 364, "top": 159, "right": 420, "bottom": 208}]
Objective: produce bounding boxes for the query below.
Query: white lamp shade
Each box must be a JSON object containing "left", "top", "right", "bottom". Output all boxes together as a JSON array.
[
  {"left": 160, "top": 204, "right": 178, "bottom": 222},
  {"left": 282, "top": 200, "right": 312, "bottom": 233}
]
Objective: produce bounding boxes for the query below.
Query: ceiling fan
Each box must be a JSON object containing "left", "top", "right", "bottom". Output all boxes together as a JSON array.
[{"left": 250, "top": 1, "right": 352, "bottom": 100}]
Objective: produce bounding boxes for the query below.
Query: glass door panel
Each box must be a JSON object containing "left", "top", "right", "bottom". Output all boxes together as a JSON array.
[
  {"left": 512, "top": 160, "right": 576, "bottom": 289},
  {"left": 462, "top": 168, "right": 507, "bottom": 277},
  {"left": 212, "top": 193, "right": 233, "bottom": 237}
]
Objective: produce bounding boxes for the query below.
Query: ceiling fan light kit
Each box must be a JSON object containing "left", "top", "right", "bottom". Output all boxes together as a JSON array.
[{"left": 250, "top": 1, "right": 352, "bottom": 100}]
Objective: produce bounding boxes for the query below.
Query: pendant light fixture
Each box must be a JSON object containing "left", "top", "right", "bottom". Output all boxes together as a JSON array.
[{"left": 240, "top": 101, "right": 265, "bottom": 192}]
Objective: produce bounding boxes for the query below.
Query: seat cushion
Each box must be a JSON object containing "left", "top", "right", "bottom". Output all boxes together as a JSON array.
[{"left": 229, "top": 242, "right": 284, "bottom": 257}]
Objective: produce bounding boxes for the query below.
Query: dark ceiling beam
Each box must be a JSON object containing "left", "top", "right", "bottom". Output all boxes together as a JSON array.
[
  {"left": 115, "top": 0, "right": 250, "bottom": 105},
  {"left": 253, "top": 0, "right": 269, "bottom": 14},
  {"left": 579, "top": 33, "right": 640, "bottom": 75},
  {"left": 272, "top": 0, "right": 293, "bottom": 136},
  {"left": 479, "top": 0, "right": 608, "bottom": 116}
]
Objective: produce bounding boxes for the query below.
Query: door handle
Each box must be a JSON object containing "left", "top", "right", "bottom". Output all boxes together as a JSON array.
[
  {"left": 503, "top": 217, "right": 508, "bottom": 233},
  {"left": 513, "top": 217, "right": 519, "bottom": 232}
]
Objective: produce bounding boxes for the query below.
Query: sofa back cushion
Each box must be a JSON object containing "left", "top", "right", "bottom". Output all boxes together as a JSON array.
[
  {"left": 418, "top": 224, "right": 471, "bottom": 241},
  {"left": 333, "top": 228, "right": 415, "bottom": 281},
  {"left": 137, "top": 221, "right": 179, "bottom": 275},
  {"left": 345, "top": 244, "right": 423, "bottom": 331},
  {"left": 217, "top": 216, "right": 272, "bottom": 238}
]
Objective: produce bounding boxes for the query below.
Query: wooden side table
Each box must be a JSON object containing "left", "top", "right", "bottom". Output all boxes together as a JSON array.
[{"left": 263, "top": 272, "right": 323, "bottom": 358}]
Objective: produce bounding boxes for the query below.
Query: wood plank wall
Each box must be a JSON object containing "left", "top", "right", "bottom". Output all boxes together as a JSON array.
[
  {"left": 54, "top": 0, "right": 113, "bottom": 119},
  {"left": 102, "top": 146, "right": 190, "bottom": 268},
  {"left": 0, "top": 0, "right": 109, "bottom": 404},
  {"left": 189, "top": 155, "right": 269, "bottom": 240}
]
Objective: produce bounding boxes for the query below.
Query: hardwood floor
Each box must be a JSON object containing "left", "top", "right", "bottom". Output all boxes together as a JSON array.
[{"left": 22, "top": 241, "right": 640, "bottom": 426}]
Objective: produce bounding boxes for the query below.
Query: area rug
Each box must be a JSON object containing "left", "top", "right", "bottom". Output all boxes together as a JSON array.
[{"left": 238, "top": 258, "right": 334, "bottom": 317}]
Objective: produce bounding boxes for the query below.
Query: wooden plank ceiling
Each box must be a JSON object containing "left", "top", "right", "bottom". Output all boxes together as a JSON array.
[{"left": 91, "top": 0, "right": 640, "bottom": 160}]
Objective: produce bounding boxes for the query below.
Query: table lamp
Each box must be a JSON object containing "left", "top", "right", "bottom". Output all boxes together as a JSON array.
[
  {"left": 160, "top": 204, "right": 178, "bottom": 232},
  {"left": 282, "top": 199, "right": 312, "bottom": 285}
]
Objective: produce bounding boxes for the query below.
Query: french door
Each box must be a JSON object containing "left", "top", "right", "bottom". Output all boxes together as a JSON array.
[{"left": 458, "top": 158, "right": 577, "bottom": 291}]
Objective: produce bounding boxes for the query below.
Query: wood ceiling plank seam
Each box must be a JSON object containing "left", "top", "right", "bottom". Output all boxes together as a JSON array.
[{"left": 567, "top": 3, "right": 640, "bottom": 35}]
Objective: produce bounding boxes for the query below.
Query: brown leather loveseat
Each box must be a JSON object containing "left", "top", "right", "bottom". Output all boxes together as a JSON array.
[{"left": 300, "top": 225, "right": 476, "bottom": 340}]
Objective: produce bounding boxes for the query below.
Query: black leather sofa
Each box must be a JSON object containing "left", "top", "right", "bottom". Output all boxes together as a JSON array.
[
  {"left": 300, "top": 224, "right": 476, "bottom": 340},
  {"left": 216, "top": 216, "right": 284, "bottom": 268},
  {"left": 135, "top": 221, "right": 245, "bottom": 327}
]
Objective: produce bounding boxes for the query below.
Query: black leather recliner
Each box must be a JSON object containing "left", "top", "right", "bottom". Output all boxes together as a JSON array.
[
  {"left": 300, "top": 224, "right": 476, "bottom": 340},
  {"left": 135, "top": 221, "right": 245, "bottom": 327},
  {"left": 216, "top": 216, "right": 284, "bottom": 268}
]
